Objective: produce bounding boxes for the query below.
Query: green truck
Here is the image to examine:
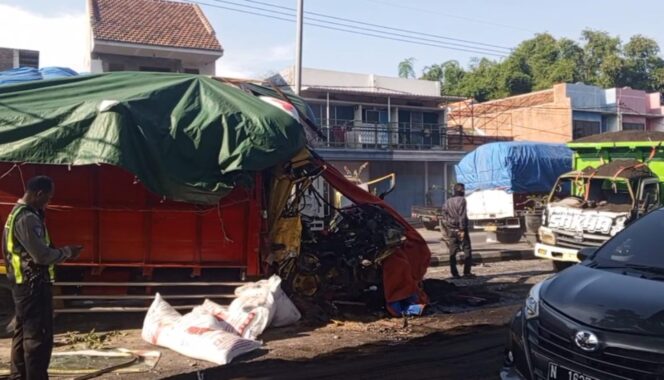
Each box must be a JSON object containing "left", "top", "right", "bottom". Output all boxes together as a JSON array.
[{"left": 535, "top": 131, "right": 664, "bottom": 271}]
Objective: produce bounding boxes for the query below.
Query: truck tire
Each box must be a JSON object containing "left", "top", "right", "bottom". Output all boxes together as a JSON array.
[
  {"left": 552, "top": 261, "right": 573, "bottom": 272},
  {"left": 496, "top": 229, "right": 523, "bottom": 244},
  {"left": 423, "top": 221, "right": 438, "bottom": 231},
  {"left": 0, "top": 276, "right": 14, "bottom": 338}
]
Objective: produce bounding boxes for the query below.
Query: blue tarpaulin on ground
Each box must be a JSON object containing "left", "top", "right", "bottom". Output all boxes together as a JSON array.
[
  {"left": 455, "top": 142, "right": 572, "bottom": 193},
  {"left": 0, "top": 67, "right": 78, "bottom": 85}
]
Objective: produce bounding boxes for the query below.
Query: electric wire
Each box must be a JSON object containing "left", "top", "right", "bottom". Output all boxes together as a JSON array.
[{"left": 187, "top": 0, "right": 509, "bottom": 57}]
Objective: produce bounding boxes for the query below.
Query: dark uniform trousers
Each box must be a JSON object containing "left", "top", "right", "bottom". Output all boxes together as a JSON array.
[
  {"left": 10, "top": 279, "right": 53, "bottom": 380},
  {"left": 447, "top": 228, "right": 473, "bottom": 277}
]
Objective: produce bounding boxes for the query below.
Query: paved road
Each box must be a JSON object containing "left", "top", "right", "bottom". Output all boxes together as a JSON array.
[
  {"left": 418, "top": 229, "right": 532, "bottom": 254},
  {"left": 0, "top": 231, "right": 550, "bottom": 380},
  {"left": 166, "top": 325, "right": 507, "bottom": 380},
  {"left": 167, "top": 259, "right": 554, "bottom": 380}
]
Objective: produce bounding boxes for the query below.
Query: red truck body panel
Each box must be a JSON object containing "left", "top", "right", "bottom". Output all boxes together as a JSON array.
[{"left": 0, "top": 163, "right": 262, "bottom": 276}]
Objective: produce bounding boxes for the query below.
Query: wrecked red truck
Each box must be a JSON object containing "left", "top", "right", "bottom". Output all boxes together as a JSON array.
[{"left": 0, "top": 72, "right": 430, "bottom": 333}]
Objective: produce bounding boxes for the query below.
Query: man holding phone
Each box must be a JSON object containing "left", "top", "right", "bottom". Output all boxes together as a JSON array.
[{"left": 3, "top": 176, "right": 83, "bottom": 380}]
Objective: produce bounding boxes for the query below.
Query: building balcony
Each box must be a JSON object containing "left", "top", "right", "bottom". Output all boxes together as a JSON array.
[{"left": 309, "top": 120, "right": 509, "bottom": 152}]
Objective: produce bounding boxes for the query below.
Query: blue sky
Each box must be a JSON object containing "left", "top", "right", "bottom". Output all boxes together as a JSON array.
[{"left": 1, "top": 0, "right": 664, "bottom": 78}]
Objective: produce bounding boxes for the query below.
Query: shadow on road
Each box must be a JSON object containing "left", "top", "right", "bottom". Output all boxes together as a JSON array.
[{"left": 164, "top": 324, "right": 508, "bottom": 380}]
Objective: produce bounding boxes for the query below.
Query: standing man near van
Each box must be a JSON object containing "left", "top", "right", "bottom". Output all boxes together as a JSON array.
[{"left": 4, "top": 176, "right": 83, "bottom": 380}]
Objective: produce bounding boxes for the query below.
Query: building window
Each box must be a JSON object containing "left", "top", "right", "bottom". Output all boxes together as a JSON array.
[
  {"left": 308, "top": 103, "right": 322, "bottom": 123},
  {"left": 423, "top": 112, "right": 439, "bottom": 125},
  {"left": 333, "top": 105, "right": 354, "bottom": 122},
  {"left": 573, "top": 120, "right": 601, "bottom": 139},
  {"left": 184, "top": 68, "right": 200, "bottom": 74},
  {"left": 306, "top": 104, "right": 354, "bottom": 125},
  {"left": 108, "top": 63, "right": 125, "bottom": 72},
  {"left": 622, "top": 123, "right": 645, "bottom": 131},
  {"left": 363, "top": 108, "right": 388, "bottom": 124},
  {"left": 18, "top": 50, "right": 39, "bottom": 68}
]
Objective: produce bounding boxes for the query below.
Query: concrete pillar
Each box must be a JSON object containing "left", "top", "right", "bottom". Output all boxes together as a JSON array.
[
  {"left": 424, "top": 161, "right": 429, "bottom": 204},
  {"left": 443, "top": 163, "right": 448, "bottom": 202}
]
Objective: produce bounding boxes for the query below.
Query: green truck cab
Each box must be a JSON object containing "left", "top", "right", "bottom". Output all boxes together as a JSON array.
[{"left": 535, "top": 131, "right": 664, "bottom": 271}]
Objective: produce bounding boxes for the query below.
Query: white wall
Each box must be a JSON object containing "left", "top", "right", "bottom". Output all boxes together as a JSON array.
[{"left": 283, "top": 67, "right": 440, "bottom": 96}]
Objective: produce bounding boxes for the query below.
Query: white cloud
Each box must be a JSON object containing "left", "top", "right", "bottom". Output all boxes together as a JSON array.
[
  {"left": 0, "top": 4, "right": 87, "bottom": 72},
  {"left": 215, "top": 59, "right": 259, "bottom": 80},
  {"left": 215, "top": 43, "right": 294, "bottom": 79},
  {"left": 267, "top": 43, "right": 294, "bottom": 62}
]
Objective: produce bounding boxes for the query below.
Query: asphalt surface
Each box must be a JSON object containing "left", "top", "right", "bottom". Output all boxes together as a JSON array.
[
  {"left": 0, "top": 228, "right": 553, "bottom": 380},
  {"left": 166, "top": 258, "right": 554, "bottom": 380},
  {"left": 421, "top": 229, "right": 535, "bottom": 265},
  {"left": 166, "top": 325, "right": 508, "bottom": 380}
]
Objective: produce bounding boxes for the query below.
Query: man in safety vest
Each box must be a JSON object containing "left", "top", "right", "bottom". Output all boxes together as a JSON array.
[{"left": 3, "top": 176, "right": 82, "bottom": 380}]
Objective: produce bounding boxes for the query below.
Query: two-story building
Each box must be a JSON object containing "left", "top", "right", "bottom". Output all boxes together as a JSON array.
[
  {"left": 270, "top": 67, "right": 477, "bottom": 216},
  {"left": 448, "top": 83, "right": 664, "bottom": 143},
  {"left": 86, "top": 0, "right": 223, "bottom": 74}
]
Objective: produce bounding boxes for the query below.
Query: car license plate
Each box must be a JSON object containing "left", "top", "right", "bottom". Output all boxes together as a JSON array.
[
  {"left": 484, "top": 225, "right": 497, "bottom": 232},
  {"left": 548, "top": 363, "right": 597, "bottom": 380}
]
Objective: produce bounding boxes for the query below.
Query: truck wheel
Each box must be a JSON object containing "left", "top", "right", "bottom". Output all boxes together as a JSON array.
[
  {"left": 552, "top": 261, "right": 573, "bottom": 272},
  {"left": 423, "top": 221, "right": 438, "bottom": 231},
  {"left": 496, "top": 229, "right": 523, "bottom": 244},
  {"left": 0, "top": 277, "right": 14, "bottom": 338}
]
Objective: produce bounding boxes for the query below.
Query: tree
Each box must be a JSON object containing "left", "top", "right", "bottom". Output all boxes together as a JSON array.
[
  {"left": 457, "top": 58, "right": 502, "bottom": 102},
  {"left": 623, "top": 35, "right": 664, "bottom": 91},
  {"left": 398, "top": 57, "right": 416, "bottom": 79},
  {"left": 580, "top": 29, "right": 622, "bottom": 86},
  {"left": 421, "top": 60, "right": 466, "bottom": 95},
  {"left": 414, "top": 30, "right": 664, "bottom": 102}
]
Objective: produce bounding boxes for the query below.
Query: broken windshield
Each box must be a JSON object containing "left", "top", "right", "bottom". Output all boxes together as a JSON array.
[{"left": 549, "top": 176, "right": 634, "bottom": 212}]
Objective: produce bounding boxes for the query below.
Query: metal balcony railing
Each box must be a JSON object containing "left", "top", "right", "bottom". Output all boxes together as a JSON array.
[
  {"left": 311, "top": 120, "right": 447, "bottom": 150},
  {"left": 309, "top": 120, "right": 510, "bottom": 151}
]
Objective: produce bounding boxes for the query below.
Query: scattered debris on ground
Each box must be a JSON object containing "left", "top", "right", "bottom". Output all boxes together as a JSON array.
[{"left": 58, "top": 329, "right": 127, "bottom": 350}]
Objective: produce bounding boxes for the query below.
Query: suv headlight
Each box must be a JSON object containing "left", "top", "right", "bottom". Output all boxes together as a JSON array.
[{"left": 525, "top": 281, "right": 544, "bottom": 319}]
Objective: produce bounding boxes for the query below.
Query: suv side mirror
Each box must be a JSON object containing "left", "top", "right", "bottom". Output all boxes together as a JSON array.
[{"left": 577, "top": 247, "right": 597, "bottom": 262}]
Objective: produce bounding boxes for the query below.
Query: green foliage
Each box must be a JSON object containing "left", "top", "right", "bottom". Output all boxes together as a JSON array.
[
  {"left": 409, "top": 30, "right": 664, "bottom": 100},
  {"left": 398, "top": 57, "right": 416, "bottom": 79}
]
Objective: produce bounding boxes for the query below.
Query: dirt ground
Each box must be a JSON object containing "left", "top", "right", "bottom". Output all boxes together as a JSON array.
[{"left": 0, "top": 257, "right": 553, "bottom": 379}]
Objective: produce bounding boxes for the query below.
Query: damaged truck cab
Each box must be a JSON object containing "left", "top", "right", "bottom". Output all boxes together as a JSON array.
[{"left": 535, "top": 132, "right": 664, "bottom": 271}]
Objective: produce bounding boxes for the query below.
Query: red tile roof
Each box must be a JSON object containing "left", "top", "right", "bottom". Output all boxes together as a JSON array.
[{"left": 89, "top": 0, "right": 223, "bottom": 52}]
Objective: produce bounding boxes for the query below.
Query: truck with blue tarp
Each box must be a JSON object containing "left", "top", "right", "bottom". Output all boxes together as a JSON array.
[
  {"left": 455, "top": 142, "right": 573, "bottom": 243},
  {"left": 535, "top": 131, "right": 664, "bottom": 271}
]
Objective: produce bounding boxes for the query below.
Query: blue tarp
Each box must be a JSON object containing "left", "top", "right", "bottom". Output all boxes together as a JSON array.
[
  {"left": 455, "top": 142, "right": 573, "bottom": 193},
  {"left": 0, "top": 67, "right": 78, "bottom": 85}
]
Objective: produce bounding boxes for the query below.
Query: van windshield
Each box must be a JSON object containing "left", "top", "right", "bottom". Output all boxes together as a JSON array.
[
  {"left": 549, "top": 177, "right": 634, "bottom": 212},
  {"left": 594, "top": 209, "right": 664, "bottom": 270}
]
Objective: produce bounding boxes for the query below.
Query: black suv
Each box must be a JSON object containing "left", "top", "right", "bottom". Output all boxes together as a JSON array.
[{"left": 501, "top": 208, "right": 664, "bottom": 380}]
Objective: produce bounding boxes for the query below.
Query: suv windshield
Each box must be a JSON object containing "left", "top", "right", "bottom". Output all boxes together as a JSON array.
[{"left": 594, "top": 209, "right": 664, "bottom": 270}]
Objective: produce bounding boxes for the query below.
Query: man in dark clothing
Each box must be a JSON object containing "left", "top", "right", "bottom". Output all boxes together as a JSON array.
[
  {"left": 441, "top": 183, "right": 474, "bottom": 278},
  {"left": 4, "top": 176, "right": 83, "bottom": 380}
]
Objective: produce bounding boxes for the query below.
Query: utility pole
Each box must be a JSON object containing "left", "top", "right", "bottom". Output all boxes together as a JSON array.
[{"left": 294, "top": 0, "right": 304, "bottom": 95}]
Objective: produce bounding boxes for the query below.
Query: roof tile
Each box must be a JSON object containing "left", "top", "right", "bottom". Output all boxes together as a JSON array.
[{"left": 90, "top": 0, "right": 223, "bottom": 52}]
